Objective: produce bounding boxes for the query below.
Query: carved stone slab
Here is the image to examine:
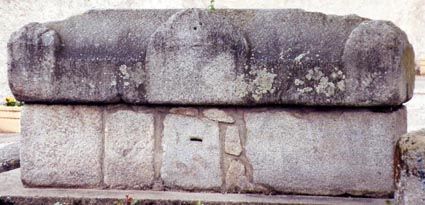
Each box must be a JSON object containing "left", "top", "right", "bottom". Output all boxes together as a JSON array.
[{"left": 8, "top": 9, "right": 415, "bottom": 106}]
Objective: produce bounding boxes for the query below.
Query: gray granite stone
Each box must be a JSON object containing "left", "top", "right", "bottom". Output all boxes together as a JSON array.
[
  {"left": 396, "top": 174, "right": 425, "bottom": 205},
  {"left": 395, "top": 129, "right": 425, "bottom": 204},
  {"left": 398, "top": 129, "right": 425, "bottom": 177},
  {"left": 0, "top": 142, "right": 19, "bottom": 165},
  {"left": 8, "top": 23, "right": 60, "bottom": 102},
  {"left": 245, "top": 107, "right": 407, "bottom": 196},
  {"left": 342, "top": 20, "right": 415, "bottom": 105},
  {"left": 161, "top": 114, "right": 221, "bottom": 190},
  {"left": 8, "top": 10, "right": 178, "bottom": 104},
  {"left": 0, "top": 142, "right": 20, "bottom": 173},
  {"left": 104, "top": 106, "right": 155, "bottom": 189},
  {"left": 8, "top": 9, "right": 415, "bottom": 106},
  {"left": 145, "top": 9, "right": 248, "bottom": 105},
  {"left": 20, "top": 105, "right": 103, "bottom": 187}
]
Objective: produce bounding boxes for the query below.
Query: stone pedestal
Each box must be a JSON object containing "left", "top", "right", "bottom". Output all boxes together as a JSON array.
[
  {"left": 20, "top": 105, "right": 406, "bottom": 196},
  {"left": 8, "top": 8, "right": 414, "bottom": 199}
]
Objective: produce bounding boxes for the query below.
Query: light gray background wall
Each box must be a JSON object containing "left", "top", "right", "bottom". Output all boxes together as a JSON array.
[{"left": 1, "top": 0, "right": 424, "bottom": 100}]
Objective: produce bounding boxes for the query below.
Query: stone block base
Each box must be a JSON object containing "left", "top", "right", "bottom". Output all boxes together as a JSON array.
[{"left": 20, "top": 104, "right": 406, "bottom": 197}]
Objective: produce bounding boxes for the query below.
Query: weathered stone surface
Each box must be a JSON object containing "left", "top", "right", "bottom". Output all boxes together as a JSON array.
[
  {"left": 20, "top": 105, "right": 103, "bottom": 187},
  {"left": 245, "top": 107, "right": 407, "bottom": 196},
  {"left": 0, "top": 142, "right": 19, "bottom": 165},
  {"left": 342, "top": 21, "right": 415, "bottom": 105},
  {"left": 8, "top": 10, "right": 178, "bottom": 104},
  {"left": 145, "top": 9, "right": 248, "bottom": 105},
  {"left": 398, "top": 129, "right": 425, "bottom": 176},
  {"left": 203, "top": 109, "right": 234, "bottom": 123},
  {"left": 161, "top": 114, "right": 221, "bottom": 190},
  {"left": 225, "top": 159, "right": 252, "bottom": 192},
  {"left": 17, "top": 104, "right": 411, "bottom": 196},
  {"left": 243, "top": 10, "right": 414, "bottom": 106},
  {"left": 224, "top": 125, "right": 242, "bottom": 156},
  {"left": 8, "top": 9, "right": 415, "bottom": 106},
  {"left": 104, "top": 106, "right": 155, "bottom": 189},
  {"left": 0, "top": 142, "right": 20, "bottom": 173},
  {"left": 396, "top": 175, "right": 425, "bottom": 205},
  {"left": 395, "top": 129, "right": 425, "bottom": 204},
  {"left": 7, "top": 23, "right": 60, "bottom": 102}
]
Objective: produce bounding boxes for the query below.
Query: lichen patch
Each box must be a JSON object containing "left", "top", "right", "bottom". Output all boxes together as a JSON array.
[
  {"left": 296, "top": 66, "right": 345, "bottom": 97},
  {"left": 119, "top": 65, "right": 130, "bottom": 80},
  {"left": 233, "top": 69, "right": 277, "bottom": 102},
  {"left": 294, "top": 79, "right": 304, "bottom": 86},
  {"left": 315, "top": 77, "right": 336, "bottom": 97},
  {"left": 250, "top": 69, "right": 277, "bottom": 101}
]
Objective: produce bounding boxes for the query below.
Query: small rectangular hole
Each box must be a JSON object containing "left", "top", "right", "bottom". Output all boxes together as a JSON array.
[{"left": 190, "top": 137, "right": 203, "bottom": 142}]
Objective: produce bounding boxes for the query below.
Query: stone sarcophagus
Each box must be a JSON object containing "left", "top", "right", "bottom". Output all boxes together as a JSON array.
[{"left": 8, "top": 9, "right": 414, "bottom": 197}]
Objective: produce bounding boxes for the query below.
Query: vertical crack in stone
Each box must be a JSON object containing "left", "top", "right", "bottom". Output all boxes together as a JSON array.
[{"left": 153, "top": 109, "right": 165, "bottom": 190}]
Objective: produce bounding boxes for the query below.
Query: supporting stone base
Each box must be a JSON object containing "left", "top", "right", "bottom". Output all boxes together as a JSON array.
[
  {"left": 20, "top": 104, "right": 406, "bottom": 197},
  {"left": 0, "top": 169, "right": 394, "bottom": 205}
]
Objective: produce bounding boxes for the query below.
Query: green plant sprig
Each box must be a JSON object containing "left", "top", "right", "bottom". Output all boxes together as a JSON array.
[{"left": 208, "top": 0, "right": 215, "bottom": 11}]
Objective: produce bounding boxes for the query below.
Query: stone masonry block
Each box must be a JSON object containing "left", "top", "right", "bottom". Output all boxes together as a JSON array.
[
  {"left": 18, "top": 104, "right": 408, "bottom": 196},
  {"left": 20, "top": 105, "right": 103, "bottom": 187},
  {"left": 104, "top": 106, "right": 155, "bottom": 189},
  {"left": 161, "top": 114, "right": 221, "bottom": 190},
  {"left": 8, "top": 9, "right": 415, "bottom": 106},
  {"left": 245, "top": 107, "right": 407, "bottom": 196}
]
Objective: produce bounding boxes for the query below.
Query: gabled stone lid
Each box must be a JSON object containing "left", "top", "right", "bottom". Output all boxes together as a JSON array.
[{"left": 8, "top": 9, "right": 415, "bottom": 106}]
